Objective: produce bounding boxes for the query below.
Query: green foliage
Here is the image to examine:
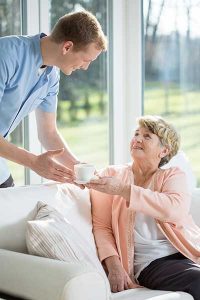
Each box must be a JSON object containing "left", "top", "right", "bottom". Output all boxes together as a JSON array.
[{"left": 57, "top": 89, "right": 108, "bottom": 124}]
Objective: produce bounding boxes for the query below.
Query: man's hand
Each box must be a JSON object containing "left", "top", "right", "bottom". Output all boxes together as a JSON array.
[{"left": 30, "top": 148, "right": 75, "bottom": 183}]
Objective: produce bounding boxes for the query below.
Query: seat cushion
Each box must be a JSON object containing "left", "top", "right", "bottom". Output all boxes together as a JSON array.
[{"left": 110, "top": 288, "right": 193, "bottom": 300}]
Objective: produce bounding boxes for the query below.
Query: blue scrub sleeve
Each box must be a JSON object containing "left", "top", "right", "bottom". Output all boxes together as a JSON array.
[
  {"left": 0, "top": 53, "right": 9, "bottom": 103},
  {"left": 38, "top": 68, "right": 60, "bottom": 113}
]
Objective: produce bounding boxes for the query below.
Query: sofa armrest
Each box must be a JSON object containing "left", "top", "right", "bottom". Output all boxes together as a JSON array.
[{"left": 0, "top": 249, "right": 110, "bottom": 300}]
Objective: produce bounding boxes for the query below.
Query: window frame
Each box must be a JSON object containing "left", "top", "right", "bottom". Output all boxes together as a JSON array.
[
  {"left": 21, "top": 0, "right": 49, "bottom": 184},
  {"left": 23, "top": 0, "right": 143, "bottom": 184},
  {"left": 111, "top": 0, "right": 143, "bottom": 164}
]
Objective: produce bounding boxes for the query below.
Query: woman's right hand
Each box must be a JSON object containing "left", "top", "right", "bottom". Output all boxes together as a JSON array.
[
  {"left": 107, "top": 263, "right": 129, "bottom": 292},
  {"left": 104, "top": 255, "right": 135, "bottom": 292}
]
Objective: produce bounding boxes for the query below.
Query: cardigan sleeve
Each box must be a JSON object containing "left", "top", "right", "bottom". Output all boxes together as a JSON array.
[
  {"left": 90, "top": 168, "right": 119, "bottom": 262},
  {"left": 129, "top": 167, "right": 191, "bottom": 223}
]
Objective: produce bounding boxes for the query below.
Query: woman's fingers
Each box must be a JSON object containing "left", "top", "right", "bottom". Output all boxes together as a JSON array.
[
  {"left": 124, "top": 280, "right": 129, "bottom": 290},
  {"left": 73, "top": 182, "right": 85, "bottom": 189}
]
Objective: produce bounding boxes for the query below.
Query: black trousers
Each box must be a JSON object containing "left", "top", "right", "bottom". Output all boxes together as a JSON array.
[
  {"left": 0, "top": 174, "right": 14, "bottom": 188},
  {"left": 138, "top": 252, "right": 200, "bottom": 300}
]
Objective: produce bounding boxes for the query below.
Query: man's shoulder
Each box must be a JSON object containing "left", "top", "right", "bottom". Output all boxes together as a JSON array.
[
  {"left": 0, "top": 34, "right": 40, "bottom": 55},
  {"left": 0, "top": 35, "right": 24, "bottom": 48},
  {"left": 0, "top": 35, "right": 27, "bottom": 61},
  {"left": 0, "top": 34, "right": 43, "bottom": 78}
]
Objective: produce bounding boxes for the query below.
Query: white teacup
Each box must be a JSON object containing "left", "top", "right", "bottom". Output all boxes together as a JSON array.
[{"left": 74, "top": 163, "right": 95, "bottom": 183}]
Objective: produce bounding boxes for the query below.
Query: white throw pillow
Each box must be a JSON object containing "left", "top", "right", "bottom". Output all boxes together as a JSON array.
[
  {"left": 0, "top": 182, "right": 96, "bottom": 253},
  {"left": 49, "top": 183, "right": 97, "bottom": 252},
  {"left": 26, "top": 201, "right": 105, "bottom": 275}
]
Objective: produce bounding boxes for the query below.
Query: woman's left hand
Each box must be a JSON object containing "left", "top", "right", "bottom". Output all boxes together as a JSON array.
[{"left": 86, "top": 176, "right": 125, "bottom": 195}]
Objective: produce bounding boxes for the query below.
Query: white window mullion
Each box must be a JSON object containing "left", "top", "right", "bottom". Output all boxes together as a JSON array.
[
  {"left": 39, "top": 0, "right": 50, "bottom": 35},
  {"left": 23, "top": 0, "right": 49, "bottom": 184},
  {"left": 111, "top": 0, "right": 127, "bottom": 164},
  {"left": 111, "top": 0, "right": 143, "bottom": 164},
  {"left": 125, "top": 0, "right": 143, "bottom": 161}
]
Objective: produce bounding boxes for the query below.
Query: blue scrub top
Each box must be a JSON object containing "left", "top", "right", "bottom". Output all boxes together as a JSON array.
[{"left": 0, "top": 33, "right": 60, "bottom": 183}]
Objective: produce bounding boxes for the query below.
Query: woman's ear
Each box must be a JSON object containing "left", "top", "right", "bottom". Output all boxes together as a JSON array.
[
  {"left": 62, "top": 41, "right": 73, "bottom": 54},
  {"left": 159, "top": 146, "right": 170, "bottom": 158}
]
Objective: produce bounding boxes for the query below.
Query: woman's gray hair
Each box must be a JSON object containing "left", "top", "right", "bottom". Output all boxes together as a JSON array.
[{"left": 137, "top": 115, "right": 180, "bottom": 167}]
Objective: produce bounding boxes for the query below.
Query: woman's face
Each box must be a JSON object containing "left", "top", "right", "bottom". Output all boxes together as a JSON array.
[{"left": 130, "top": 126, "right": 167, "bottom": 163}]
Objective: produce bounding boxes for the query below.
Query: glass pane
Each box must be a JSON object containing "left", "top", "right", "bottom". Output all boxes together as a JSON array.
[
  {"left": 143, "top": 0, "right": 200, "bottom": 186},
  {"left": 49, "top": 1, "right": 109, "bottom": 169},
  {"left": 0, "top": 0, "right": 24, "bottom": 185}
]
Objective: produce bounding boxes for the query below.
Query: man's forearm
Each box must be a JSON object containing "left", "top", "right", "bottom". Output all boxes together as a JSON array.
[
  {"left": 39, "top": 130, "right": 79, "bottom": 170},
  {"left": 0, "top": 135, "right": 36, "bottom": 169},
  {"left": 0, "top": 134, "right": 76, "bottom": 183}
]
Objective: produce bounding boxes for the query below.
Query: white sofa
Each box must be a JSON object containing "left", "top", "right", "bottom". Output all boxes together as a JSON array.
[{"left": 0, "top": 182, "right": 199, "bottom": 300}]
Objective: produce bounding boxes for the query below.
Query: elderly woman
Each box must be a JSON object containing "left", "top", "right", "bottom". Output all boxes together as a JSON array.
[{"left": 87, "top": 115, "right": 200, "bottom": 300}]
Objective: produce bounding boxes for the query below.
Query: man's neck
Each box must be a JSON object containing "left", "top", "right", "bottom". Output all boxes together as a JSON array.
[{"left": 40, "top": 36, "right": 60, "bottom": 67}]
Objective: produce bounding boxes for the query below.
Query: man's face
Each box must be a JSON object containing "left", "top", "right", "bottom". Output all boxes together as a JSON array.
[{"left": 58, "top": 42, "right": 102, "bottom": 75}]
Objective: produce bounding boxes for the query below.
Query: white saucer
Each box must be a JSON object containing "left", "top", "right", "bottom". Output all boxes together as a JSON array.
[
  {"left": 74, "top": 176, "right": 99, "bottom": 185},
  {"left": 74, "top": 180, "right": 89, "bottom": 184}
]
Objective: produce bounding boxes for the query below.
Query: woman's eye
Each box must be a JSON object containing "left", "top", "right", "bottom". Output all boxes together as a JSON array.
[{"left": 144, "top": 135, "right": 151, "bottom": 139}]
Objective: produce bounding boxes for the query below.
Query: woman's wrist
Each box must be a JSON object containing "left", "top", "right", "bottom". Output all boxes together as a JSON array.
[{"left": 104, "top": 255, "right": 121, "bottom": 269}]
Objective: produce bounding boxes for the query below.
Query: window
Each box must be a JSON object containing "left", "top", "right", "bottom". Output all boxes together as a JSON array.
[
  {"left": 143, "top": 0, "right": 200, "bottom": 185},
  {"left": 0, "top": 0, "right": 24, "bottom": 185},
  {"left": 49, "top": 0, "right": 109, "bottom": 169}
]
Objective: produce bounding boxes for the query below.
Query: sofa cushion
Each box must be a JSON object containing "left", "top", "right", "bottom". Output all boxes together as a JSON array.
[
  {"left": 0, "top": 183, "right": 95, "bottom": 253},
  {"left": 110, "top": 288, "right": 193, "bottom": 299},
  {"left": 26, "top": 201, "right": 104, "bottom": 275}
]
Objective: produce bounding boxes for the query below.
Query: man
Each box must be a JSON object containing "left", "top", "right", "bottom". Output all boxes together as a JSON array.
[{"left": 0, "top": 10, "right": 107, "bottom": 188}]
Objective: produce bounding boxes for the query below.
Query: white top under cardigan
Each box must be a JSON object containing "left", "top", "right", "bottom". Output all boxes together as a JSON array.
[{"left": 134, "top": 211, "right": 178, "bottom": 279}]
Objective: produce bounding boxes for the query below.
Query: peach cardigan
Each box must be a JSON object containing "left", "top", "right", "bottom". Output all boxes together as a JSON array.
[{"left": 90, "top": 165, "right": 200, "bottom": 283}]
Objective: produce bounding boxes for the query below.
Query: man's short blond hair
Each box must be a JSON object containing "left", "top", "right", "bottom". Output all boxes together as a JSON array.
[
  {"left": 137, "top": 115, "right": 180, "bottom": 167},
  {"left": 50, "top": 10, "right": 107, "bottom": 51}
]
